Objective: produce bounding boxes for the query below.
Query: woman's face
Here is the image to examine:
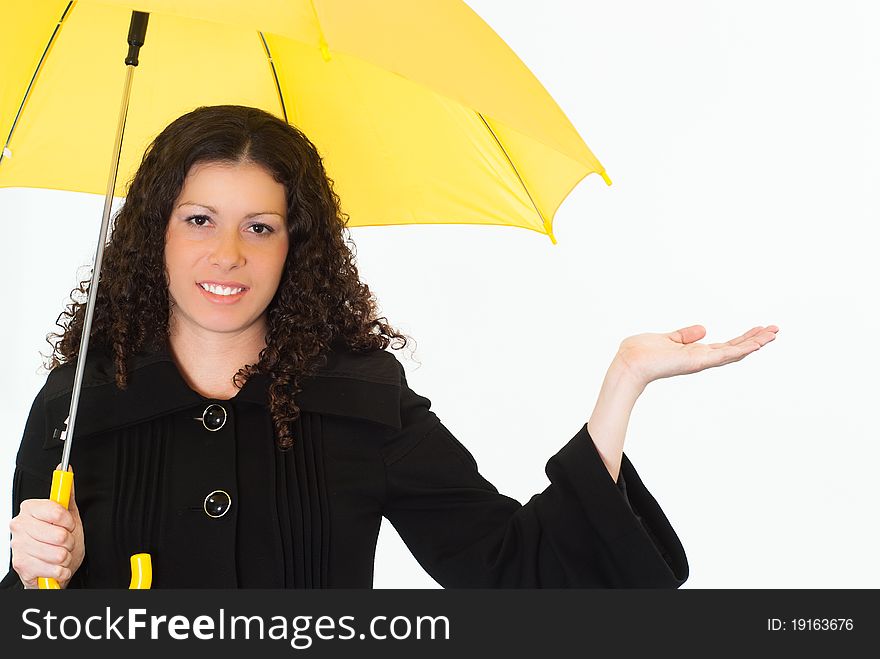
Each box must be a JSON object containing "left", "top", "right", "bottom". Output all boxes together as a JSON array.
[{"left": 165, "top": 160, "right": 289, "bottom": 339}]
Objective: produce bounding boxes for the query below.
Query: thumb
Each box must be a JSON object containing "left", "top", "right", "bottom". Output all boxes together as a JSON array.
[
  {"left": 672, "top": 325, "right": 706, "bottom": 344},
  {"left": 67, "top": 464, "right": 78, "bottom": 515}
]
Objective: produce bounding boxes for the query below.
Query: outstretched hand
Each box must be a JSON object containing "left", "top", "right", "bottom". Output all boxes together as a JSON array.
[{"left": 615, "top": 324, "right": 779, "bottom": 388}]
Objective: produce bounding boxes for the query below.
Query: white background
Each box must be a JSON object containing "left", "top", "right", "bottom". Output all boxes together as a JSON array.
[{"left": 1, "top": 0, "right": 878, "bottom": 588}]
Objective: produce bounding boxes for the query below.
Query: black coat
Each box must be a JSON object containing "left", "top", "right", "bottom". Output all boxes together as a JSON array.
[{"left": 1, "top": 345, "right": 688, "bottom": 588}]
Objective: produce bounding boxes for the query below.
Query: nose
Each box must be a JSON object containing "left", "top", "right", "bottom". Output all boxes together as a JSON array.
[{"left": 209, "top": 228, "right": 245, "bottom": 270}]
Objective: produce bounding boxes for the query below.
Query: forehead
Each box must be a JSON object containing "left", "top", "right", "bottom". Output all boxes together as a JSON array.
[{"left": 177, "top": 161, "right": 287, "bottom": 211}]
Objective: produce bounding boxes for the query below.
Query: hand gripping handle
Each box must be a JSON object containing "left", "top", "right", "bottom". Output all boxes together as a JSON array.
[{"left": 38, "top": 469, "right": 153, "bottom": 589}]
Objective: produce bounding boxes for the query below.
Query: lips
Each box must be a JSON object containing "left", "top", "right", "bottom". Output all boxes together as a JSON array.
[{"left": 196, "top": 281, "right": 249, "bottom": 304}]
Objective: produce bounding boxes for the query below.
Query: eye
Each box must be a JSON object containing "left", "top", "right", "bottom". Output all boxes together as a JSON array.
[
  {"left": 185, "top": 214, "right": 211, "bottom": 227},
  {"left": 247, "top": 223, "right": 275, "bottom": 235}
]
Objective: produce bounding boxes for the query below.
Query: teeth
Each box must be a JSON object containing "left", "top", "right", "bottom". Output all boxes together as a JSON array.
[{"left": 200, "top": 283, "right": 244, "bottom": 296}]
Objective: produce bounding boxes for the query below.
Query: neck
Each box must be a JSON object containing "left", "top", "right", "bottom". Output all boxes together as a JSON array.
[{"left": 167, "top": 316, "right": 268, "bottom": 400}]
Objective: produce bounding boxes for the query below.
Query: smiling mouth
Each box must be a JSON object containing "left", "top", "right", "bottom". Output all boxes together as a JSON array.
[{"left": 197, "top": 282, "right": 248, "bottom": 296}]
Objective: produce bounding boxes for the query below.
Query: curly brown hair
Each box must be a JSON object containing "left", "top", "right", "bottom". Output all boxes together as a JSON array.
[{"left": 46, "top": 104, "right": 412, "bottom": 450}]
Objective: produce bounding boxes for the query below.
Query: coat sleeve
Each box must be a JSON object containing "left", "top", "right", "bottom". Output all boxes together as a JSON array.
[
  {"left": 1, "top": 382, "right": 89, "bottom": 589},
  {"left": 380, "top": 363, "right": 689, "bottom": 588}
]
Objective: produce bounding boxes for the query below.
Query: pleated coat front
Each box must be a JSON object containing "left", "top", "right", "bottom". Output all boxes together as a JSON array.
[{"left": 1, "top": 345, "right": 688, "bottom": 589}]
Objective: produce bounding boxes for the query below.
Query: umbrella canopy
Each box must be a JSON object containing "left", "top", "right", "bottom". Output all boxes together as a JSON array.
[{"left": 1, "top": 0, "right": 611, "bottom": 243}]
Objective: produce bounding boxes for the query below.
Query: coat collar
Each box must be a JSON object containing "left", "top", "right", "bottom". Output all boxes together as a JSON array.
[{"left": 42, "top": 343, "right": 403, "bottom": 444}]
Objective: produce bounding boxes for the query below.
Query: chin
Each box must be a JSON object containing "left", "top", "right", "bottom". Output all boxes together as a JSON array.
[
  {"left": 180, "top": 306, "right": 256, "bottom": 333},
  {"left": 197, "top": 315, "right": 257, "bottom": 334}
]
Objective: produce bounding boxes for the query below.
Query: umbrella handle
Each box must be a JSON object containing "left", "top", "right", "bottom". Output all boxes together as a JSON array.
[
  {"left": 36, "top": 470, "right": 153, "bottom": 589},
  {"left": 129, "top": 553, "right": 152, "bottom": 589},
  {"left": 37, "top": 469, "right": 73, "bottom": 589}
]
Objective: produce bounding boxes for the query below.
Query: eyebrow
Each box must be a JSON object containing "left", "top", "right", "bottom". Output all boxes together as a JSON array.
[{"left": 177, "top": 202, "right": 284, "bottom": 219}]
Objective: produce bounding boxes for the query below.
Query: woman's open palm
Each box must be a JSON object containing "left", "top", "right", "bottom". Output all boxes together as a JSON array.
[{"left": 616, "top": 324, "right": 779, "bottom": 387}]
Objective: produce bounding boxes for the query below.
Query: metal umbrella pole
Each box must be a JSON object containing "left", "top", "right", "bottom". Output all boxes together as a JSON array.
[{"left": 40, "top": 11, "right": 152, "bottom": 590}]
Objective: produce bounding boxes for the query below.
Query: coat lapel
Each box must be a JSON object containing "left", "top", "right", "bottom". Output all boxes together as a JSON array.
[{"left": 41, "top": 345, "right": 403, "bottom": 448}]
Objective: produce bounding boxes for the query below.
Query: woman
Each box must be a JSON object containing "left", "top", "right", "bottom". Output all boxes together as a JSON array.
[{"left": 2, "top": 105, "right": 777, "bottom": 589}]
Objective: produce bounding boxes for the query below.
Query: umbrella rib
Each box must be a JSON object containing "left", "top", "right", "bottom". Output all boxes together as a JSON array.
[
  {"left": 1, "top": 1, "right": 75, "bottom": 166},
  {"left": 475, "top": 111, "right": 554, "bottom": 243},
  {"left": 259, "top": 32, "right": 289, "bottom": 124}
]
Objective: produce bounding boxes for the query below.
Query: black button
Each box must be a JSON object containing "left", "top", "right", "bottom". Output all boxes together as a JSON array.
[
  {"left": 204, "top": 490, "right": 231, "bottom": 518},
  {"left": 195, "top": 404, "right": 227, "bottom": 431}
]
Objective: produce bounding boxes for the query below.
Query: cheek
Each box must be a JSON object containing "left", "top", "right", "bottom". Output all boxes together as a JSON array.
[
  {"left": 163, "top": 241, "right": 193, "bottom": 292},
  {"left": 163, "top": 245, "right": 179, "bottom": 280},
  {"left": 266, "top": 243, "right": 289, "bottom": 282}
]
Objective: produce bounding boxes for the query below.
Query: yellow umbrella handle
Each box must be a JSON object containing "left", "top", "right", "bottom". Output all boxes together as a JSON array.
[
  {"left": 129, "top": 553, "right": 152, "bottom": 589},
  {"left": 37, "top": 469, "right": 153, "bottom": 589},
  {"left": 37, "top": 469, "right": 73, "bottom": 589}
]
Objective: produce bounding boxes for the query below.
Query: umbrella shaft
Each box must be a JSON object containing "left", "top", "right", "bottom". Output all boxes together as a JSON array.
[{"left": 61, "top": 63, "right": 136, "bottom": 471}]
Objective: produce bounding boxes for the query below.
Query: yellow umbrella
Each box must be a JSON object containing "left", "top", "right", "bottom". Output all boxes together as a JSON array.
[
  {"left": 0, "top": 0, "right": 612, "bottom": 589},
  {"left": 1, "top": 0, "right": 610, "bottom": 243}
]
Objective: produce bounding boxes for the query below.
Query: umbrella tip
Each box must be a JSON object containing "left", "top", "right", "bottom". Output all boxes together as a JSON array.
[{"left": 600, "top": 171, "right": 612, "bottom": 186}]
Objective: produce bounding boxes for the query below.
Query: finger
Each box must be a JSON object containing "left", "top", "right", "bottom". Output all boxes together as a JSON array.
[
  {"left": 758, "top": 332, "right": 777, "bottom": 346},
  {"left": 20, "top": 518, "right": 75, "bottom": 551},
  {"left": 711, "top": 326, "right": 773, "bottom": 350},
  {"left": 14, "top": 558, "right": 71, "bottom": 587},
  {"left": 16, "top": 533, "right": 73, "bottom": 566},
  {"left": 721, "top": 342, "right": 762, "bottom": 363},
  {"left": 725, "top": 327, "right": 764, "bottom": 347},
  {"left": 701, "top": 343, "right": 758, "bottom": 368},
  {"left": 23, "top": 500, "right": 76, "bottom": 533},
  {"left": 745, "top": 328, "right": 777, "bottom": 348}
]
